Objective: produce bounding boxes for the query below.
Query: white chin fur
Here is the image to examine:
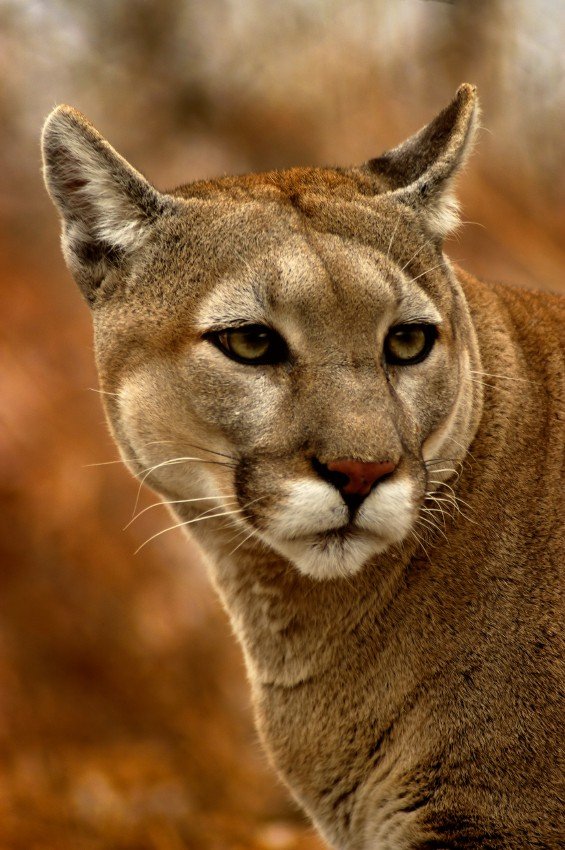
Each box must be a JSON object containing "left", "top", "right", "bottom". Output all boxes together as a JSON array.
[
  {"left": 270, "top": 533, "right": 389, "bottom": 581},
  {"left": 261, "top": 476, "right": 416, "bottom": 581}
]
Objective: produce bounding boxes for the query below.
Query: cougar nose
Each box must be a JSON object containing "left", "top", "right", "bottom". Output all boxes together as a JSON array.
[{"left": 313, "top": 457, "right": 397, "bottom": 509}]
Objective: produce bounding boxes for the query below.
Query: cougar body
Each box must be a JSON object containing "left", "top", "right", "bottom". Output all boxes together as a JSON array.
[{"left": 42, "top": 85, "right": 564, "bottom": 848}]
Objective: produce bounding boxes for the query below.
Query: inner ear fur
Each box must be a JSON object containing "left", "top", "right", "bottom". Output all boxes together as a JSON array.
[
  {"left": 41, "top": 105, "right": 168, "bottom": 303},
  {"left": 366, "top": 83, "right": 479, "bottom": 238}
]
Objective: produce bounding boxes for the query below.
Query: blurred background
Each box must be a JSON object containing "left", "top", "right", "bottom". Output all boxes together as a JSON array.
[{"left": 0, "top": 1, "right": 563, "bottom": 848}]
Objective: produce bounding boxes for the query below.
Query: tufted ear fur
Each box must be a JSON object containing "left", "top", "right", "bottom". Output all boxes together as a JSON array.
[
  {"left": 41, "top": 105, "right": 169, "bottom": 304},
  {"left": 367, "top": 83, "right": 479, "bottom": 238}
]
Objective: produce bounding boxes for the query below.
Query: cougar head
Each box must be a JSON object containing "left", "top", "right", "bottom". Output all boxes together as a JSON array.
[{"left": 42, "top": 84, "right": 483, "bottom": 579}]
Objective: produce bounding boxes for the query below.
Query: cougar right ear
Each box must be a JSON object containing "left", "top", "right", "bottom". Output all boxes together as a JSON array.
[
  {"left": 42, "top": 106, "right": 169, "bottom": 304},
  {"left": 366, "top": 84, "right": 479, "bottom": 239}
]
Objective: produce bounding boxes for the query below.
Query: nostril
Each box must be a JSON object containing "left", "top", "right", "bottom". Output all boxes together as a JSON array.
[
  {"left": 327, "top": 458, "right": 396, "bottom": 496},
  {"left": 312, "top": 457, "right": 397, "bottom": 499},
  {"left": 312, "top": 457, "right": 350, "bottom": 492}
]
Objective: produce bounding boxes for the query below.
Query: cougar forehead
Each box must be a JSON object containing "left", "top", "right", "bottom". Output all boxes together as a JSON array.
[
  {"left": 194, "top": 228, "right": 443, "bottom": 346},
  {"left": 94, "top": 189, "right": 446, "bottom": 371}
]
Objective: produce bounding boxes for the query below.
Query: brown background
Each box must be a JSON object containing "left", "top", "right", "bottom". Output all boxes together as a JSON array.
[{"left": 0, "top": 2, "right": 563, "bottom": 848}]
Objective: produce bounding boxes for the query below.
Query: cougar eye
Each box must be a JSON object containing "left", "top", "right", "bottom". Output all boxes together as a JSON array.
[
  {"left": 384, "top": 323, "right": 437, "bottom": 365},
  {"left": 211, "top": 324, "right": 287, "bottom": 365}
]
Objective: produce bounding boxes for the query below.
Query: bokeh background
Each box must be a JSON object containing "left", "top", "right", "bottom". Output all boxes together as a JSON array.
[{"left": 1, "top": 1, "right": 563, "bottom": 848}]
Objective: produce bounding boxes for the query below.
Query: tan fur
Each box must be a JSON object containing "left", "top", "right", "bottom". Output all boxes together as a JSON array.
[{"left": 42, "top": 85, "right": 564, "bottom": 848}]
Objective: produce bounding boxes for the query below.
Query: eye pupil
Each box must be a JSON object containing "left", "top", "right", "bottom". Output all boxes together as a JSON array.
[{"left": 384, "top": 323, "right": 437, "bottom": 365}]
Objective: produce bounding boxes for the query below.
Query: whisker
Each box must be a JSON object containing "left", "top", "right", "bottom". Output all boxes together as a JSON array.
[
  {"left": 458, "top": 220, "right": 486, "bottom": 229},
  {"left": 417, "top": 513, "right": 449, "bottom": 543},
  {"left": 85, "top": 453, "right": 234, "bottom": 472},
  {"left": 214, "top": 494, "right": 269, "bottom": 537},
  {"left": 398, "top": 237, "right": 435, "bottom": 273},
  {"left": 427, "top": 494, "right": 457, "bottom": 513},
  {"left": 427, "top": 492, "right": 477, "bottom": 525},
  {"left": 84, "top": 458, "right": 132, "bottom": 468},
  {"left": 133, "top": 455, "right": 235, "bottom": 516},
  {"left": 465, "top": 377, "right": 499, "bottom": 391},
  {"left": 221, "top": 517, "right": 254, "bottom": 544},
  {"left": 132, "top": 456, "right": 201, "bottom": 517},
  {"left": 226, "top": 527, "right": 261, "bottom": 559},
  {"left": 139, "top": 439, "right": 177, "bottom": 447},
  {"left": 425, "top": 494, "right": 451, "bottom": 514},
  {"left": 421, "top": 504, "right": 449, "bottom": 527},
  {"left": 88, "top": 387, "right": 120, "bottom": 397},
  {"left": 469, "top": 370, "right": 532, "bottom": 384},
  {"left": 465, "top": 376, "right": 518, "bottom": 395},
  {"left": 426, "top": 467, "right": 458, "bottom": 477},
  {"left": 183, "top": 442, "right": 237, "bottom": 461},
  {"left": 134, "top": 508, "right": 244, "bottom": 554},
  {"left": 240, "top": 494, "right": 269, "bottom": 511},
  {"left": 427, "top": 478, "right": 473, "bottom": 509},
  {"left": 409, "top": 527, "right": 431, "bottom": 561},
  {"left": 424, "top": 458, "right": 465, "bottom": 478},
  {"left": 444, "top": 435, "right": 477, "bottom": 463},
  {"left": 386, "top": 212, "right": 401, "bottom": 260},
  {"left": 407, "top": 261, "right": 450, "bottom": 284},
  {"left": 223, "top": 523, "right": 253, "bottom": 546},
  {"left": 193, "top": 498, "right": 247, "bottom": 523},
  {"left": 138, "top": 456, "right": 235, "bottom": 481},
  {"left": 124, "top": 495, "right": 238, "bottom": 529}
]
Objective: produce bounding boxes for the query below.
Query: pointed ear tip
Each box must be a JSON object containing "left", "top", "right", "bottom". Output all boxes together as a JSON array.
[
  {"left": 456, "top": 83, "right": 479, "bottom": 110},
  {"left": 41, "top": 105, "right": 90, "bottom": 145}
]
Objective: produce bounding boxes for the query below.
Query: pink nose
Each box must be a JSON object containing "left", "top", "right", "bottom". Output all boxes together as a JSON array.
[{"left": 324, "top": 459, "right": 396, "bottom": 496}]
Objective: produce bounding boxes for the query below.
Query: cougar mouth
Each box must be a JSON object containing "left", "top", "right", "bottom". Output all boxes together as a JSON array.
[
  {"left": 310, "top": 524, "right": 371, "bottom": 545},
  {"left": 248, "top": 474, "right": 418, "bottom": 578},
  {"left": 282, "top": 522, "right": 359, "bottom": 543}
]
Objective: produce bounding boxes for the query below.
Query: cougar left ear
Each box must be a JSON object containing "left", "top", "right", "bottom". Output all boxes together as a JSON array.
[
  {"left": 42, "top": 105, "right": 171, "bottom": 304},
  {"left": 366, "top": 83, "right": 479, "bottom": 238}
]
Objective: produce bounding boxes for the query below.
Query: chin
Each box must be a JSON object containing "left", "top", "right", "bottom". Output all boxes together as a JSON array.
[{"left": 268, "top": 530, "right": 392, "bottom": 581}]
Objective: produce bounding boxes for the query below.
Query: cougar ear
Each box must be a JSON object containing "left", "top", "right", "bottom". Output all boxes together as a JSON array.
[
  {"left": 367, "top": 84, "right": 479, "bottom": 238},
  {"left": 42, "top": 105, "right": 169, "bottom": 303}
]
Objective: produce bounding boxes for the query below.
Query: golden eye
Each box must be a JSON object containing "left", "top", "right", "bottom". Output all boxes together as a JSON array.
[
  {"left": 213, "top": 325, "right": 286, "bottom": 364},
  {"left": 384, "top": 323, "right": 437, "bottom": 365}
]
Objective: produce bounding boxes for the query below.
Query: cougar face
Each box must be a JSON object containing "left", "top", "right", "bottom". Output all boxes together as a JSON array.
[{"left": 90, "top": 190, "right": 480, "bottom": 580}]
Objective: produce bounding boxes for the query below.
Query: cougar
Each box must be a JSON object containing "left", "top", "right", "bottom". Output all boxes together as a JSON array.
[{"left": 42, "top": 85, "right": 563, "bottom": 849}]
